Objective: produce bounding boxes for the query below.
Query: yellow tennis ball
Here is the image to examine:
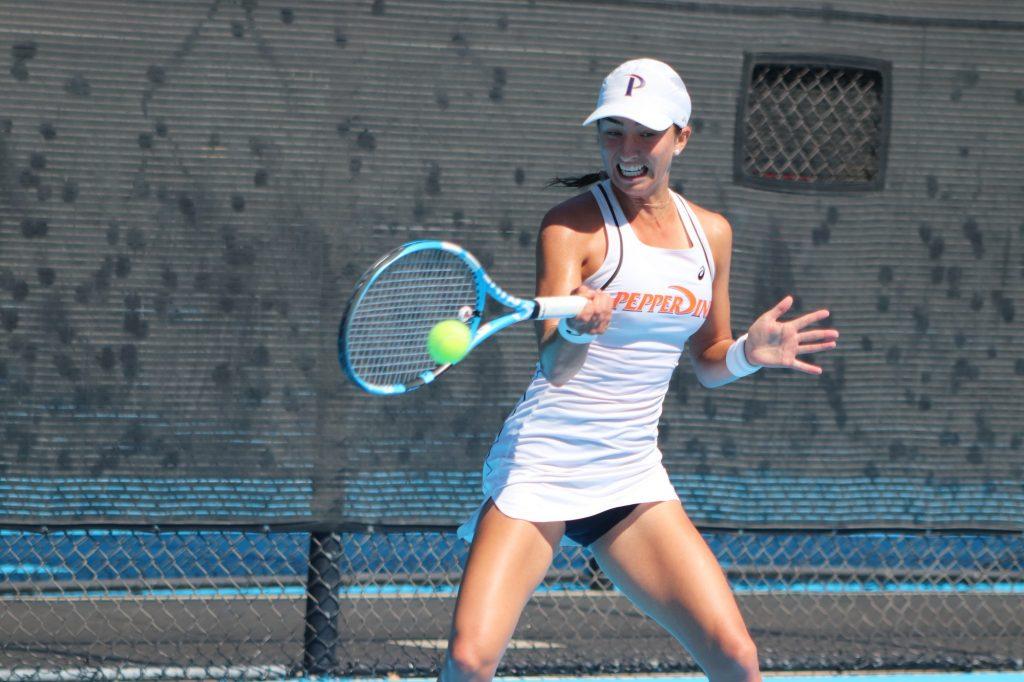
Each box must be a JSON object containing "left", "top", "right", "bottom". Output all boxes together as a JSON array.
[{"left": 427, "top": 319, "right": 471, "bottom": 365}]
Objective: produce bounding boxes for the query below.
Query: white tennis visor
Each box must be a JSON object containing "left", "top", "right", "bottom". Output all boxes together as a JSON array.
[{"left": 582, "top": 58, "right": 692, "bottom": 131}]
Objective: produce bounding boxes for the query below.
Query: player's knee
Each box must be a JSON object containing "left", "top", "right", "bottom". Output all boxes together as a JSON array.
[
  {"left": 709, "top": 631, "right": 760, "bottom": 681},
  {"left": 445, "top": 636, "right": 501, "bottom": 682}
]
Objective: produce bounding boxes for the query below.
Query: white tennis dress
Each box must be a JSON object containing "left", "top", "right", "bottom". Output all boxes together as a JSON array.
[{"left": 457, "top": 179, "right": 716, "bottom": 544}]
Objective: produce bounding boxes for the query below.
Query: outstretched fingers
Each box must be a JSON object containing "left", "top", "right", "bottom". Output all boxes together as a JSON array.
[
  {"left": 791, "top": 358, "right": 824, "bottom": 375},
  {"left": 754, "top": 297, "right": 840, "bottom": 373},
  {"left": 796, "top": 341, "right": 837, "bottom": 355},
  {"left": 793, "top": 325, "right": 838, "bottom": 358},
  {"left": 797, "top": 328, "right": 839, "bottom": 344},
  {"left": 765, "top": 295, "right": 795, "bottom": 321},
  {"left": 790, "top": 308, "right": 832, "bottom": 330}
]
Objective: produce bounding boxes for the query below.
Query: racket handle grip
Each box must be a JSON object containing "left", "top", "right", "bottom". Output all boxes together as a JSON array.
[{"left": 532, "top": 295, "right": 588, "bottom": 320}]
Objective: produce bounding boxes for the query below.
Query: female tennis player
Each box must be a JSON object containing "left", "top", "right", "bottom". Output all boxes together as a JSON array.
[{"left": 442, "top": 58, "right": 839, "bottom": 682}]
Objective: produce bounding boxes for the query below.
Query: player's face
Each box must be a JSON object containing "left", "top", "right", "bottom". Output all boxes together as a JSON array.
[{"left": 597, "top": 118, "right": 688, "bottom": 196}]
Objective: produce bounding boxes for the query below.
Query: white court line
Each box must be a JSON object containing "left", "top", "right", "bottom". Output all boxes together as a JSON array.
[
  {"left": 0, "top": 666, "right": 288, "bottom": 681},
  {"left": 391, "top": 639, "right": 564, "bottom": 650},
  {"left": 3, "top": 665, "right": 1020, "bottom": 681},
  {"left": 7, "top": 588, "right": 621, "bottom": 602}
]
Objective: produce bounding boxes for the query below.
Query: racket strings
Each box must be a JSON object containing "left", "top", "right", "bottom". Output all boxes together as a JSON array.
[{"left": 345, "top": 249, "right": 480, "bottom": 387}]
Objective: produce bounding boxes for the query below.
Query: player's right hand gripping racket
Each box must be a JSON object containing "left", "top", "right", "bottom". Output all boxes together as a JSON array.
[{"left": 339, "top": 240, "right": 586, "bottom": 395}]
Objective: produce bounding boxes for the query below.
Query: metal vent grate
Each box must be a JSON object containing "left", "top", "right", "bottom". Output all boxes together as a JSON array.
[{"left": 734, "top": 55, "right": 890, "bottom": 191}]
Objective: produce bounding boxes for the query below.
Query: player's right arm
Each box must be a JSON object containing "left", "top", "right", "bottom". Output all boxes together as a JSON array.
[{"left": 534, "top": 200, "right": 612, "bottom": 387}]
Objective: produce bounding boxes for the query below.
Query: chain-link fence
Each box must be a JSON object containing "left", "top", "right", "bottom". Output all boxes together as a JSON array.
[
  {"left": 2, "top": 527, "right": 1021, "bottom": 678},
  {"left": 736, "top": 57, "right": 889, "bottom": 190}
]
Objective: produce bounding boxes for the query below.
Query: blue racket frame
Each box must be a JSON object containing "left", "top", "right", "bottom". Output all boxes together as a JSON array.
[{"left": 339, "top": 240, "right": 546, "bottom": 396}]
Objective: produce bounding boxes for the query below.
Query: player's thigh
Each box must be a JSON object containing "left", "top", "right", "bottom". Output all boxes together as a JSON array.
[
  {"left": 449, "top": 500, "right": 564, "bottom": 653},
  {"left": 590, "top": 501, "right": 754, "bottom": 662}
]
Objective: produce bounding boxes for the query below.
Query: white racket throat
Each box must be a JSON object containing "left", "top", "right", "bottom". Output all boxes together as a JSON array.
[{"left": 533, "top": 296, "right": 587, "bottom": 320}]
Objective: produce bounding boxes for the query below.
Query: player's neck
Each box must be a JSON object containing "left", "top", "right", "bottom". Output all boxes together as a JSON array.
[{"left": 611, "top": 183, "right": 675, "bottom": 222}]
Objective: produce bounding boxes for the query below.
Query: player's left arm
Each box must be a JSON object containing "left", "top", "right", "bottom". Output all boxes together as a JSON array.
[
  {"left": 684, "top": 208, "right": 739, "bottom": 388},
  {"left": 686, "top": 207, "right": 840, "bottom": 387}
]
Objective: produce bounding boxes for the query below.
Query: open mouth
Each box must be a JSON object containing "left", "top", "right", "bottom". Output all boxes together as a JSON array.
[{"left": 616, "top": 162, "right": 648, "bottom": 179}]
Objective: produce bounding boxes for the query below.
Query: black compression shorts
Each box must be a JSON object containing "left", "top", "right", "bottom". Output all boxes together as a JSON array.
[{"left": 564, "top": 503, "right": 639, "bottom": 546}]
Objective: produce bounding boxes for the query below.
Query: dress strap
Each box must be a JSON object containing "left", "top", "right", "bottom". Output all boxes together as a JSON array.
[
  {"left": 589, "top": 181, "right": 625, "bottom": 291},
  {"left": 673, "top": 193, "right": 715, "bottom": 281},
  {"left": 595, "top": 179, "right": 629, "bottom": 227}
]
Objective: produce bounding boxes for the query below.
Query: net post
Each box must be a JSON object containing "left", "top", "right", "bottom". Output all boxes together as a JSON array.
[{"left": 303, "top": 530, "right": 343, "bottom": 675}]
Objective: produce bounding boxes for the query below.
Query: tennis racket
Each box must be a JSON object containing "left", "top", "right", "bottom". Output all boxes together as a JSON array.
[{"left": 339, "top": 240, "right": 586, "bottom": 395}]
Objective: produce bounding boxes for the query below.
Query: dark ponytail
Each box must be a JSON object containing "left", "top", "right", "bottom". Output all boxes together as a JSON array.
[{"left": 546, "top": 170, "right": 607, "bottom": 188}]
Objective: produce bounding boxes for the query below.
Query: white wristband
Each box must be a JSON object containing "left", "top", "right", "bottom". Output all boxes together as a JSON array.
[
  {"left": 726, "top": 333, "right": 762, "bottom": 377},
  {"left": 557, "top": 317, "right": 596, "bottom": 344}
]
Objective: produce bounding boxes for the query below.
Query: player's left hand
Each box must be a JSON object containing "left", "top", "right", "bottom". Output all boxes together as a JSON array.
[{"left": 745, "top": 295, "right": 839, "bottom": 375}]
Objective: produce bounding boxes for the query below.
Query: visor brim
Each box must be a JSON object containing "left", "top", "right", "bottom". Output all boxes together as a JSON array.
[{"left": 581, "top": 101, "right": 675, "bottom": 131}]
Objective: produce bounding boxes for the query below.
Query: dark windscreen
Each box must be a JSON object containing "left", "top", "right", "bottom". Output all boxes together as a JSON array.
[{"left": 1, "top": 1, "right": 1021, "bottom": 531}]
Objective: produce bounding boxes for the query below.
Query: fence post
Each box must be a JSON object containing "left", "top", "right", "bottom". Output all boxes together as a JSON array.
[{"left": 303, "top": 531, "right": 343, "bottom": 675}]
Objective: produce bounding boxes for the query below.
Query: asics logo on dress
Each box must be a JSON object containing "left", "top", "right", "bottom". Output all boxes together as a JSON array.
[
  {"left": 625, "top": 74, "right": 646, "bottom": 96},
  {"left": 611, "top": 285, "right": 710, "bottom": 318}
]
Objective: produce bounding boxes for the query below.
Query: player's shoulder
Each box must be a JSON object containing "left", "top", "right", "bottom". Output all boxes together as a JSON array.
[
  {"left": 684, "top": 198, "right": 732, "bottom": 247},
  {"left": 540, "top": 190, "right": 604, "bottom": 238}
]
